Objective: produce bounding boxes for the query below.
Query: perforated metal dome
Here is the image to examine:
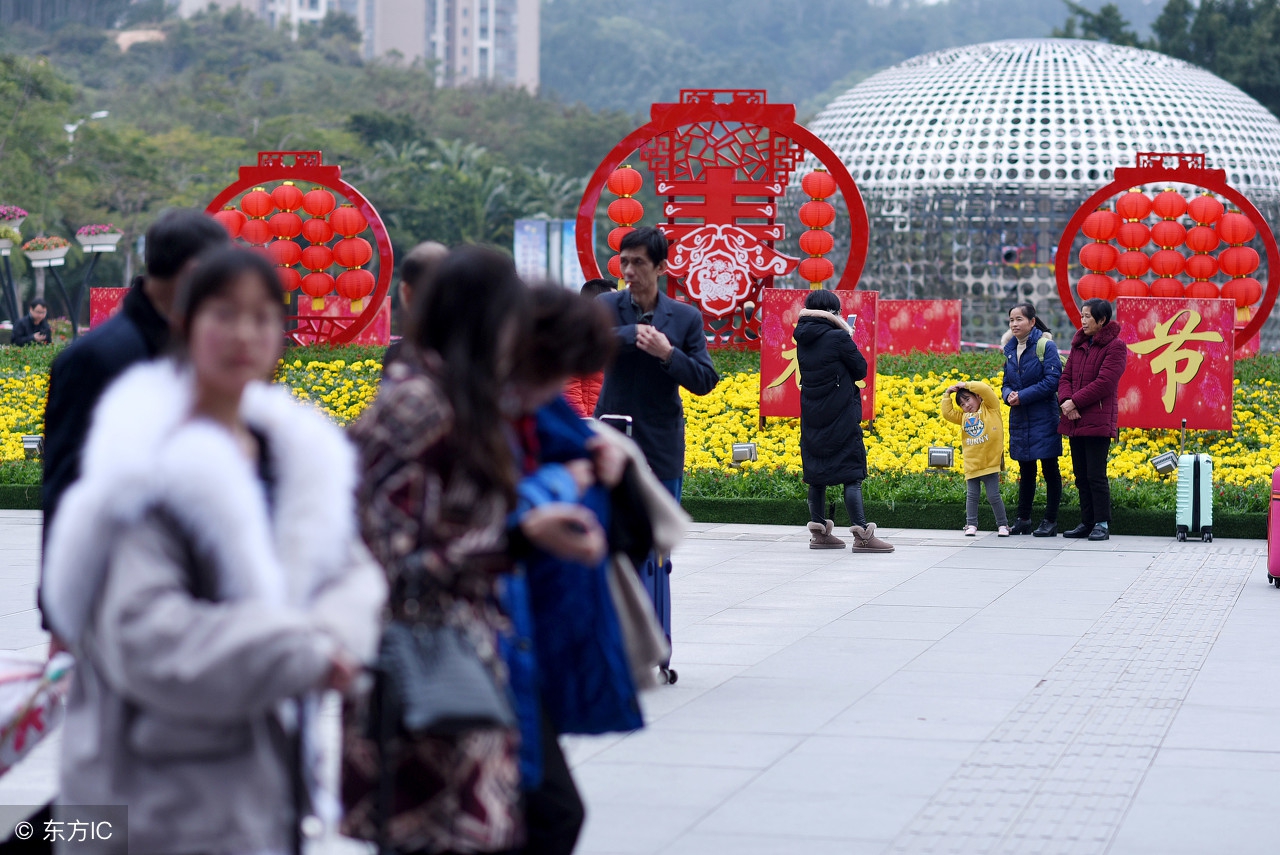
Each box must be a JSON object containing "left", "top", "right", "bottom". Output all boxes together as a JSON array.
[{"left": 788, "top": 38, "right": 1280, "bottom": 348}]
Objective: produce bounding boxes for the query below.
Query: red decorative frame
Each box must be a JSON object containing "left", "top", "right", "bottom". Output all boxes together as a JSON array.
[
  {"left": 1054, "top": 152, "right": 1279, "bottom": 346},
  {"left": 205, "top": 151, "right": 394, "bottom": 345}
]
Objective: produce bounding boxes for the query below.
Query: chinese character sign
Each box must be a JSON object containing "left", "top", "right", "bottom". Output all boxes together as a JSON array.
[
  {"left": 760, "top": 289, "right": 877, "bottom": 419},
  {"left": 1116, "top": 297, "right": 1235, "bottom": 430},
  {"left": 876, "top": 299, "right": 962, "bottom": 355}
]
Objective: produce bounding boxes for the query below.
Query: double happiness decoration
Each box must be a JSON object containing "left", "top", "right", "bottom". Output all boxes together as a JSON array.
[
  {"left": 1055, "top": 152, "right": 1279, "bottom": 430},
  {"left": 205, "top": 151, "right": 393, "bottom": 345}
]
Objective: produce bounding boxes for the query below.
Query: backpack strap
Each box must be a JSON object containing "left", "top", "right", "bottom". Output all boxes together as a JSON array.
[{"left": 1035, "top": 337, "right": 1048, "bottom": 364}]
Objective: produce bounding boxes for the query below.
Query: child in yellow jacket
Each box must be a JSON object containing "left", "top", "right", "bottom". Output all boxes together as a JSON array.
[{"left": 941, "top": 380, "right": 1010, "bottom": 537}]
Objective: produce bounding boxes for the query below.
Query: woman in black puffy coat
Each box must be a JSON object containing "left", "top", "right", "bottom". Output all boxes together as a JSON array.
[{"left": 1001, "top": 302, "right": 1063, "bottom": 537}]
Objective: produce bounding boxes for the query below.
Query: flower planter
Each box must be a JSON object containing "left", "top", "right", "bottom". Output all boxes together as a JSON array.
[
  {"left": 0, "top": 239, "right": 11, "bottom": 254},
  {"left": 0, "top": 217, "right": 25, "bottom": 232},
  {"left": 76, "top": 232, "right": 122, "bottom": 252},
  {"left": 25, "top": 247, "right": 70, "bottom": 266}
]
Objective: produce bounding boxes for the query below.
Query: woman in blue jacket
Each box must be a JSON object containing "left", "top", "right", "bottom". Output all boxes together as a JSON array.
[{"left": 1001, "top": 302, "right": 1063, "bottom": 537}]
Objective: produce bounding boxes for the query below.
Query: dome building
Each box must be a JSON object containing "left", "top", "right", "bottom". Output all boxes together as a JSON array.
[{"left": 799, "top": 38, "right": 1280, "bottom": 348}]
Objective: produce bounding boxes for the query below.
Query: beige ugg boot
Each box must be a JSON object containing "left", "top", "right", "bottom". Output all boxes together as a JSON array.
[
  {"left": 850, "top": 523, "right": 895, "bottom": 553},
  {"left": 808, "top": 519, "right": 846, "bottom": 549}
]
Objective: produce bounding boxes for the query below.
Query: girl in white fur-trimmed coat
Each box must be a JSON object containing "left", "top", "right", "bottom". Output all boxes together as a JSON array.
[{"left": 41, "top": 248, "right": 386, "bottom": 855}]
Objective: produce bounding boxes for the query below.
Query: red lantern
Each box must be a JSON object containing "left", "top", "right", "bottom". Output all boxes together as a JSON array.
[
  {"left": 1149, "top": 249, "right": 1186, "bottom": 277},
  {"left": 1184, "top": 253, "right": 1218, "bottom": 281},
  {"left": 608, "top": 226, "right": 634, "bottom": 252},
  {"left": 1152, "top": 189, "right": 1187, "bottom": 220},
  {"left": 607, "top": 255, "right": 622, "bottom": 279},
  {"left": 240, "top": 218, "right": 274, "bottom": 246},
  {"left": 799, "top": 229, "right": 835, "bottom": 256},
  {"left": 213, "top": 207, "right": 247, "bottom": 239},
  {"left": 303, "top": 188, "right": 336, "bottom": 218},
  {"left": 301, "top": 244, "right": 334, "bottom": 271},
  {"left": 301, "top": 271, "right": 335, "bottom": 310},
  {"left": 1217, "top": 211, "right": 1257, "bottom": 246},
  {"left": 1151, "top": 277, "right": 1186, "bottom": 298},
  {"left": 607, "top": 197, "right": 644, "bottom": 226},
  {"left": 330, "top": 205, "right": 367, "bottom": 238},
  {"left": 1077, "top": 273, "right": 1116, "bottom": 301},
  {"left": 1219, "top": 245, "right": 1260, "bottom": 277},
  {"left": 1222, "top": 277, "right": 1263, "bottom": 307},
  {"left": 1150, "top": 220, "right": 1186, "bottom": 249},
  {"left": 267, "top": 239, "right": 302, "bottom": 268},
  {"left": 1079, "top": 242, "right": 1119, "bottom": 272},
  {"left": 1185, "top": 281, "right": 1221, "bottom": 299},
  {"left": 269, "top": 211, "right": 303, "bottom": 239},
  {"left": 336, "top": 268, "right": 376, "bottom": 311},
  {"left": 1188, "top": 194, "right": 1224, "bottom": 226},
  {"left": 301, "top": 217, "right": 334, "bottom": 245},
  {"left": 801, "top": 169, "right": 838, "bottom": 199},
  {"left": 1185, "top": 226, "right": 1219, "bottom": 254},
  {"left": 798, "top": 257, "right": 835, "bottom": 284},
  {"left": 1116, "top": 278, "right": 1150, "bottom": 298},
  {"left": 606, "top": 165, "right": 643, "bottom": 198},
  {"left": 1081, "top": 210, "right": 1121, "bottom": 242},
  {"left": 1116, "top": 250, "right": 1151, "bottom": 278},
  {"left": 799, "top": 200, "right": 836, "bottom": 229},
  {"left": 241, "top": 187, "right": 275, "bottom": 218},
  {"left": 1116, "top": 221, "right": 1150, "bottom": 250},
  {"left": 333, "top": 237, "right": 373, "bottom": 269},
  {"left": 278, "top": 266, "right": 302, "bottom": 295},
  {"left": 271, "top": 181, "right": 304, "bottom": 212},
  {"left": 1116, "top": 189, "right": 1153, "bottom": 221}
]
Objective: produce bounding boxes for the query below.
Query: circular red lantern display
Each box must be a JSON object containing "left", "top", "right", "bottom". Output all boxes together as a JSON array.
[
  {"left": 1217, "top": 211, "right": 1257, "bottom": 246},
  {"left": 799, "top": 229, "right": 836, "bottom": 256},
  {"left": 337, "top": 268, "right": 376, "bottom": 311},
  {"left": 1116, "top": 250, "right": 1151, "bottom": 278},
  {"left": 607, "top": 255, "right": 622, "bottom": 278},
  {"left": 1152, "top": 189, "right": 1187, "bottom": 220},
  {"left": 213, "top": 207, "right": 247, "bottom": 239},
  {"left": 801, "top": 169, "right": 838, "bottom": 200},
  {"left": 799, "top": 257, "right": 835, "bottom": 284},
  {"left": 333, "top": 237, "right": 374, "bottom": 269},
  {"left": 1116, "top": 189, "right": 1153, "bottom": 221},
  {"left": 1116, "top": 278, "right": 1150, "bottom": 298},
  {"left": 278, "top": 266, "right": 302, "bottom": 294},
  {"left": 301, "top": 271, "right": 335, "bottom": 309},
  {"left": 1150, "top": 277, "right": 1186, "bottom": 298},
  {"left": 1150, "top": 220, "right": 1186, "bottom": 249},
  {"left": 301, "top": 244, "right": 334, "bottom": 271},
  {"left": 271, "top": 182, "right": 304, "bottom": 212},
  {"left": 1184, "top": 253, "right": 1219, "bottom": 281},
  {"left": 799, "top": 200, "right": 836, "bottom": 229},
  {"left": 1185, "top": 226, "right": 1220, "bottom": 254},
  {"left": 608, "top": 226, "right": 634, "bottom": 252},
  {"left": 1149, "top": 249, "right": 1186, "bottom": 277},
  {"left": 240, "top": 218, "right": 274, "bottom": 246},
  {"left": 303, "top": 188, "right": 336, "bottom": 218},
  {"left": 1222, "top": 277, "right": 1263, "bottom": 307},
  {"left": 1219, "top": 245, "right": 1260, "bottom": 277},
  {"left": 270, "top": 211, "right": 303, "bottom": 240},
  {"left": 607, "top": 197, "right": 644, "bottom": 226},
  {"left": 1185, "top": 281, "right": 1221, "bottom": 299},
  {"left": 1188, "top": 194, "right": 1224, "bottom": 226},
  {"left": 606, "top": 166, "right": 644, "bottom": 198},
  {"left": 241, "top": 187, "right": 275, "bottom": 219},
  {"left": 267, "top": 239, "right": 302, "bottom": 268},
  {"left": 1079, "top": 242, "right": 1119, "bottom": 272},
  {"left": 1081, "top": 210, "right": 1121, "bottom": 242},
  {"left": 301, "top": 217, "right": 334, "bottom": 245},
  {"left": 330, "top": 204, "right": 368, "bottom": 238},
  {"left": 1077, "top": 273, "right": 1116, "bottom": 301},
  {"left": 1116, "top": 221, "right": 1150, "bottom": 250}
]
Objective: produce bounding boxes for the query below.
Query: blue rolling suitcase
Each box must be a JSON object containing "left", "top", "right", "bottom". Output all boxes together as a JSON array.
[
  {"left": 1175, "top": 423, "right": 1213, "bottom": 544},
  {"left": 637, "top": 549, "right": 676, "bottom": 684}
]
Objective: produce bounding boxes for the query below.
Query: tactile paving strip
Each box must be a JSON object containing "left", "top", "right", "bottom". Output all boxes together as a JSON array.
[{"left": 888, "top": 547, "right": 1260, "bottom": 855}]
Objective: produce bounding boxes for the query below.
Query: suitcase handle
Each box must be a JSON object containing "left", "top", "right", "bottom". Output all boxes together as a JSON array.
[{"left": 1179, "top": 418, "right": 1187, "bottom": 457}]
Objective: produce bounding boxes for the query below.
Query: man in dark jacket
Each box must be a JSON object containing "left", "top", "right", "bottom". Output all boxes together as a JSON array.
[
  {"left": 593, "top": 227, "right": 718, "bottom": 682},
  {"left": 41, "top": 209, "right": 229, "bottom": 539},
  {"left": 11, "top": 298, "right": 52, "bottom": 346}
]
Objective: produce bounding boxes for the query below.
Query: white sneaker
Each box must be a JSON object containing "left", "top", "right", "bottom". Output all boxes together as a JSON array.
[
  {"left": 963, "top": 525, "right": 978, "bottom": 536},
  {"left": 998, "top": 525, "right": 1010, "bottom": 537}
]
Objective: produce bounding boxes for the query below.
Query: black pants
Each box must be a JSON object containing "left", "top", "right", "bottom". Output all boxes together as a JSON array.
[
  {"left": 807, "top": 482, "right": 866, "bottom": 528},
  {"left": 1069, "top": 436, "right": 1113, "bottom": 526},
  {"left": 519, "top": 714, "right": 585, "bottom": 855},
  {"left": 1017, "top": 457, "right": 1063, "bottom": 522}
]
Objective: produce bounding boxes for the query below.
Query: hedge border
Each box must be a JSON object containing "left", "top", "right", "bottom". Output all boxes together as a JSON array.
[
  {"left": 0, "top": 485, "right": 40, "bottom": 510},
  {"left": 681, "top": 497, "right": 1267, "bottom": 540}
]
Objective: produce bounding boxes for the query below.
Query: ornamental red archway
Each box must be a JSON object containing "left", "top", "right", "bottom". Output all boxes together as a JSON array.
[
  {"left": 205, "top": 151, "right": 394, "bottom": 346},
  {"left": 1055, "top": 152, "right": 1278, "bottom": 348},
  {"left": 577, "top": 89, "right": 869, "bottom": 348}
]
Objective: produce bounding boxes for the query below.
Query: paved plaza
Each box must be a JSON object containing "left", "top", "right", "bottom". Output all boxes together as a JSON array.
[{"left": 2, "top": 510, "right": 1278, "bottom": 854}]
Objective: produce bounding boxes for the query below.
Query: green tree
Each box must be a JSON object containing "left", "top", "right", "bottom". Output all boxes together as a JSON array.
[
  {"left": 0, "top": 54, "right": 73, "bottom": 232},
  {"left": 1052, "top": 2, "right": 1143, "bottom": 45}
]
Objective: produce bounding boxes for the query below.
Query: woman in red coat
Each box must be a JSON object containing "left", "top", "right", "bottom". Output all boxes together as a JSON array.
[{"left": 1058, "top": 298, "right": 1129, "bottom": 542}]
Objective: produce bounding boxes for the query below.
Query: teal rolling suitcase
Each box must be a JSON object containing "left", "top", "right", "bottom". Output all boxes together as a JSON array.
[{"left": 1176, "top": 453, "right": 1213, "bottom": 542}]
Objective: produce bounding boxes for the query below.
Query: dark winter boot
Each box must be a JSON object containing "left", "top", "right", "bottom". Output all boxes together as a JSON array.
[
  {"left": 808, "top": 519, "right": 846, "bottom": 549},
  {"left": 850, "top": 523, "right": 895, "bottom": 553},
  {"left": 1009, "top": 518, "right": 1035, "bottom": 535}
]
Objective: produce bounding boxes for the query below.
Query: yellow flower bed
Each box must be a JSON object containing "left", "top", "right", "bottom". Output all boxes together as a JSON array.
[
  {"left": 0, "top": 364, "right": 48, "bottom": 462},
  {"left": 275, "top": 357, "right": 383, "bottom": 426}
]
